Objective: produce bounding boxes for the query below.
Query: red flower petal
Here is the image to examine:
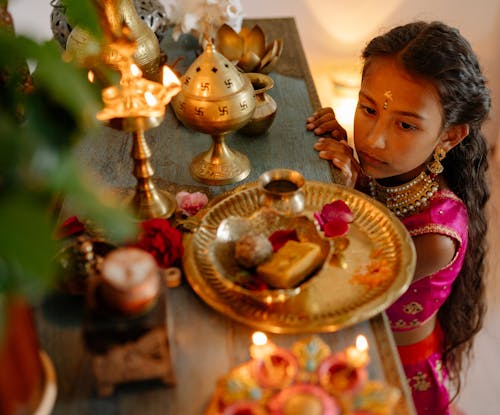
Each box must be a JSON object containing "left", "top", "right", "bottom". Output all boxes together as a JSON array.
[
  {"left": 321, "top": 200, "right": 353, "bottom": 223},
  {"left": 324, "top": 218, "right": 350, "bottom": 237},
  {"left": 268, "top": 229, "right": 299, "bottom": 252},
  {"left": 56, "top": 216, "right": 86, "bottom": 239},
  {"left": 135, "top": 218, "right": 184, "bottom": 268}
]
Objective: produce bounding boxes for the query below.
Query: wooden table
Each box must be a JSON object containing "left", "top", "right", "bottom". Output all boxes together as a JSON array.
[{"left": 36, "top": 18, "right": 416, "bottom": 415}]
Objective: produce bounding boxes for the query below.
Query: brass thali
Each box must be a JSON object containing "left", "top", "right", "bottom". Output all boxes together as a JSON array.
[{"left": 183, "top": 181, "right": 416, "bottom": 333}]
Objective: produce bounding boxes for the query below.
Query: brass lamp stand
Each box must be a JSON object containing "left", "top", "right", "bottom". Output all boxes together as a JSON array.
[{"left": 96, "top": 36, "right": 181, "bottom": 219}]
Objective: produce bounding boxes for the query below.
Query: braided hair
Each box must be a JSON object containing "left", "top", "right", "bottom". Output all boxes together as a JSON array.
[{"left": 362, "top": 21, "right": 491, "bottom": 400}]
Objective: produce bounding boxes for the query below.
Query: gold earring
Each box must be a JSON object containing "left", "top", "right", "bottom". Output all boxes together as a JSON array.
[{"left": 427, "top": 147, "right": 446, "bottom": 175}]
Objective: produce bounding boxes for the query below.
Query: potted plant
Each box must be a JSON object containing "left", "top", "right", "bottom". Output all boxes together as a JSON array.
[{"left": 0, "top": 1, "right": 133, "bottom": 413}]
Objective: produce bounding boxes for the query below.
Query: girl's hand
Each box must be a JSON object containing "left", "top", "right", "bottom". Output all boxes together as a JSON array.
[
  {"left": 306, "top": 107, "right": 348, "bottom": 141},
  {"left": 313, "top": 137, "right": 363, "bottom": 188}
]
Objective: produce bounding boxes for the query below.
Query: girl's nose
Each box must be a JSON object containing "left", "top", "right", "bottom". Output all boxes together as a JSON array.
[{"left": 366, "top": 121, "right": 386, "bottom": 149}]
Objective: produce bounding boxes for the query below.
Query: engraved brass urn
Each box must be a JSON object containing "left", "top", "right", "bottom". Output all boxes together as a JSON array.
[
  {"left": 66, "top": 0, "right": 161, "bottom": 81},
  {"left": 171, "top": 42, "right": 256, "bottom": 185}
]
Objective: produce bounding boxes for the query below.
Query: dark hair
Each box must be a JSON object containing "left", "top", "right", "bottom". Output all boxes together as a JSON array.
[{"left": 362, "top": 21, "right": 491, "bottom": 402}]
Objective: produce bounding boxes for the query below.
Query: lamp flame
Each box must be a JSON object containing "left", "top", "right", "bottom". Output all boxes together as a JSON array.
[
  {"left": 130, "top": 64, "right": 141, "bottom": 77},
  {"left": 162, "top": 65, "right": 181, "bottom": 87},
  {"left": 88, "top": 70, "right": 95, "bottom": 83},
  {"left": 144, "top": 91, "right": 157, "bottom": 107},
  {"left": 252, "top": 331, "right": 268, "bottom": 346},
  {"left": 355, "top": 335, "right": 368, "bottom": 352}
]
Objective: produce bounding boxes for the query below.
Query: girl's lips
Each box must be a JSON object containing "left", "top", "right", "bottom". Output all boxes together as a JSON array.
[{"left": 358, "top": 150, "right": 387, "bottom": 167}]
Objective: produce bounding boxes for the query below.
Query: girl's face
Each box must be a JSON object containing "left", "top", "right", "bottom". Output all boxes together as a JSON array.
[{"left": 353, "top": 56, "right": 445, "bottom": 182}]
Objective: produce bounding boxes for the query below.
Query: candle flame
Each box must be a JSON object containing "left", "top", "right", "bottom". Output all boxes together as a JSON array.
[
  {"left": 144, "top": 91, "right": 157, "bottom": 107},
  {"left": 87, "top": 70, "right": 95, "bottom": 83},
  {"left": 130, "top": 64, "right": 141, "bottom": 77},
  {"left": 355, "top": 335, "right": 368, "bottom": 352},
  {"left": 162, "top": 65, "right": 181, "bottom": 87},
  {"left": 252, "top": 331, "right": 268, "bottom": 346}
]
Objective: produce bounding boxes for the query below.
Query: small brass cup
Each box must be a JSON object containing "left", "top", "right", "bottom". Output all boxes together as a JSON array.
[{"left": 258, "top": 169, "right": 305, "bottom": 215}]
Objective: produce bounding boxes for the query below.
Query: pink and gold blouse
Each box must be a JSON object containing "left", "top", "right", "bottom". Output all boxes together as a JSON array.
[{"left": 386, "top": 190, "right": 468, "bottom": 332}]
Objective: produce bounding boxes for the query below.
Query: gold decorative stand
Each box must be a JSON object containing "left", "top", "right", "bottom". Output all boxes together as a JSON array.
[
  {"left": 189, "top": 132, "right": 251, "bottom": 185},
  {"left": 84, "top": 282, "right": 175, "bottom": 396},
  {"left": 109, "top": 116, "right": 177, "bottom": 219},
  {"left": 95, "top": 31, "right": 181, "bottom": 219}
]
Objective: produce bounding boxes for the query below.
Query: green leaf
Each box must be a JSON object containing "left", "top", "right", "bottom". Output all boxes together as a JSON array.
[
  {"left": 0, "top": 192, "right": 58, "bottom": 298},
  {"left": 61, "top": 0, "right": 103, "bottom": 40}
]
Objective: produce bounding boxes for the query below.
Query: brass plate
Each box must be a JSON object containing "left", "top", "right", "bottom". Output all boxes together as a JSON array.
[{"left": 183, "top": 181, "right": 416, "bottom": 333}]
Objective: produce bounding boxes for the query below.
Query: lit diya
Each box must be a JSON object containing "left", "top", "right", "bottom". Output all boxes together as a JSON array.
[
  {"left": 318, "top": 335, "right": 369, "bottom": 395},
  {"left": 250, "top": 332, "right": 298, "bottom": 389},
  {"left": 267, "top": 384, "right": 341, "bottom": 415}
]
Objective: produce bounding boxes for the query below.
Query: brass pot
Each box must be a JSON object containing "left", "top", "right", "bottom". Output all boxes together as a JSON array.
[
  {"left": 258, "top": 169, "right": 305, "bottom": 215},
  {"left": 239, "top": 72, "right": 277, "bottom": 136},
  {"left": 66, "top": 0, "right": 161, "bottom": 81}
]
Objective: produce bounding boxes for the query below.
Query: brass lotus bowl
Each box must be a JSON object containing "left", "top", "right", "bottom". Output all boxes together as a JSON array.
[{"left": 215, "top": 24, "right": 283, "bottom": 74}]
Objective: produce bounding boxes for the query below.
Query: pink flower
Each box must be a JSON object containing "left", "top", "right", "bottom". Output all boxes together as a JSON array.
[
  {"left": 315, "top": 200, "right": 353, "bottom": 238},
  {"left": 176, "top": 191, "right": 209, "bottom": 216}
]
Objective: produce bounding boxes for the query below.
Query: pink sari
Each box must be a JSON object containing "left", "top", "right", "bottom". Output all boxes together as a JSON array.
[{"left": 385, "top": 190, "right": 468, "bottom": 415}]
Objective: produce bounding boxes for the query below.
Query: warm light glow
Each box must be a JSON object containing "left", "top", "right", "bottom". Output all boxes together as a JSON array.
[
  {"left": 250, "top": 331, "right": 275, "bottom": 362},
  {"left": 144, "top": 91, "right": 157, "bottom": 107},
  {"left": 87, "top": 70, "right": 95, "bottom": 83},
  {"left": 355, "top": 335, "right": 368, "bottom": 353},
  {"left": 330, "top": 62, "right": 361, "bottom": 140},
  {"left": 252, "top": 331, "right": 268, "bottom": 347},
  {"left": 332, "top": 96, "right": 358, "bottom": 138},
  {"left": 345, "top": 335, "right": 369, "bottom": 368},
  {"left": 162, "top": 65, "right": 181, "bottom": 87},
  {"left": 130, "top": 64, "right": 141, "bottom": 77}
]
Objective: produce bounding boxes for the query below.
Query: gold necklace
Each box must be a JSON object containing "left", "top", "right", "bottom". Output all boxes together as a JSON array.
[{"left": 369, "top": 171, "right": 439, "bottom": 217}]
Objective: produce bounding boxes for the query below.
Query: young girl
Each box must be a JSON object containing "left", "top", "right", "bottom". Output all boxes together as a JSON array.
[{"left": 306, "top": 21, "right": 490, "bottom": 414}]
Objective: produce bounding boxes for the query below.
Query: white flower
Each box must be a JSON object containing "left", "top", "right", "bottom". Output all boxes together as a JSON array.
[{"left": 163, "top": 0, "right": 244, "bottom": 41}]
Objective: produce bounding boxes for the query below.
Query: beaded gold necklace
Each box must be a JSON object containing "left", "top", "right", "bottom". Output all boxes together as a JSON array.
[{"left": 369, "top": 170, "right": 439, "bottom": 218}]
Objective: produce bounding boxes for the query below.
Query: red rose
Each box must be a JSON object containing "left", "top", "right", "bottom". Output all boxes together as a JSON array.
[{"left": 135, "top": 218, "right": 184, "bottom": 268}]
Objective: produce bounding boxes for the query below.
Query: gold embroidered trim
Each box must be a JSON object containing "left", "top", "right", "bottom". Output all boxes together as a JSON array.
[
  {"left": 403, "top": 301, "right": 424, "bottom": 315},
  {"left": 408, "top": 223, "right": 462, "bottom": 245},
  {"left": 411, "top": 372, "right": 431, "bottom": 392},
  {"left": 433, "top": 189, "right": 462, "bottom": 202}
]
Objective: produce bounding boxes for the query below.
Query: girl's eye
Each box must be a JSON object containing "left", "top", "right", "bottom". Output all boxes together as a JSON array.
[
  {"left": 360, "top": 104, "right": 376, "bottom": 115},
  {"left": 400, "top": 121, "right": 417, "bottom": 130}
]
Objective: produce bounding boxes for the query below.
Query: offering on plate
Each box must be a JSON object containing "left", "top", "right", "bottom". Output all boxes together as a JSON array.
[
  {"left": 235, "top": 232, "right": 273, "bottom": 269},
  {"left": 256, "top": 240, "right": 322, "bottom": 289}
]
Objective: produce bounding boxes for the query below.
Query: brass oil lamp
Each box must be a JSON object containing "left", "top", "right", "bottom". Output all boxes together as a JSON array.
[
  {"left": 96, "top": 32, "right": 181, "bottom": 220},
  {"left": 171, "top": 42, "right": 256, "bottom": 185}
]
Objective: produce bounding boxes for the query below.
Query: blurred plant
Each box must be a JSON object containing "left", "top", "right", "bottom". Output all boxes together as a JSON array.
[{"left": 0, "top": 0, "right": 135, "bottom": 333}]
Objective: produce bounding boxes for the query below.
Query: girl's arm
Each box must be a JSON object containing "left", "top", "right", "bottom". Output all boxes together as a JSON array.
[{"left": 412, "top": 233, "right": 456, "bottom": 282}]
